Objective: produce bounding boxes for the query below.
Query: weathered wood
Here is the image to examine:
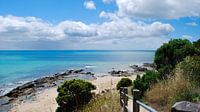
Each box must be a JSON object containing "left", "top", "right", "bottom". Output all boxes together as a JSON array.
[
  {"left": 120, "top": 87, "right": 158, "bottom": 112},
  {"left": 132, "top": 89, "right": 140, "bottom": 112},
  {"left": 123, "top": 87, "right": 128, "bottom": 112},
  {"left": 120, "top": 87, "right": 123, "bottom": 107}
]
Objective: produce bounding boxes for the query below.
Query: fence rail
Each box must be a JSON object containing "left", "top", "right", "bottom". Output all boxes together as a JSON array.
[{"left": 120, "top": 87, "right": 157, "bottom": 112}]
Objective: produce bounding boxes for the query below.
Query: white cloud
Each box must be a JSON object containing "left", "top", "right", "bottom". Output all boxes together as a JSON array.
[
  {"left": 181, "top": 35, "right": 193, "bottom": 40},
  {"left": 84, "top": 1, "right": 96, "bottom": 10},
  {"left": 186, "top": 22, "right": 198, "bottom": 26},
  {"left": 99, "top": 11, "right": 119, "bottom": 20},
  {"left": 0, "top": 15, "right": 64, "bottom": 41},
  {"left": 116, "top": 0, "right": 200, "bottom": 19},
  {"left": 58, "top": 21, "right": 97, "bottom": 37},
  {"left": 95, "top": 19, "right": 174, "bottom": 40},
  {"left": 0, "top": 15, "right": 174, "bottom": 50}
]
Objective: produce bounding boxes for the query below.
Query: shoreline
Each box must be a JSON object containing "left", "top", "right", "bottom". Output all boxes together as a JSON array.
[
  {"left": 10, "top": 75, "right": 143, "bottom": 112},
  {"left": 0, "top": 63, "right": 154, "bottom": 112}
]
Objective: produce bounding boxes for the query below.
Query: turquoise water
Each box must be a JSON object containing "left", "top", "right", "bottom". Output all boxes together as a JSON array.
[{"left": 0, "top": 50, "right": 155, "bottom": 95}]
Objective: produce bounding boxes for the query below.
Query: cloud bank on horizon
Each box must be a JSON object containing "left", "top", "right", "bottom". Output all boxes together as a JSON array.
[{"left": 0, "top": 0, "right": 199, "bottom": 50}]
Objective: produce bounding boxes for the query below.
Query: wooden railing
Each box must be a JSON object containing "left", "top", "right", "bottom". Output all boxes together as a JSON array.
[{"left": 120, "top": 87, "right": 157, "bottom": 112}]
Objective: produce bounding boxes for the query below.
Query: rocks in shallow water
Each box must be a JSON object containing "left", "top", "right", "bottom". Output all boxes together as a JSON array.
[
  {"left": 0, "top": 68, "right": 97, "bottom": 112},
  {"left": 129, "top": 65, "right": 138, "bottom": 69},
  {"left": 3, "top": 68, "right": 92, "bottom": 99},
  {"left": 171, "top": 101, "right": 200, "bottom": 112},
  {"left": 0, "top": 96, "right": 10, "bottom": 105},
  {"left": 73, "top": 69, "right": 84, "bottom": 73},
  {"left": 5, "top": 82, "right": 35, "bottom": 98},
  {"left": 130, "top": 63, "right": 156, "bottom": 72},
  {"left": 0, "top": 96, "right": 13, "bottom": 112},
  {"left": 143, "top": 63, "right": 156, "bottom": 68}
]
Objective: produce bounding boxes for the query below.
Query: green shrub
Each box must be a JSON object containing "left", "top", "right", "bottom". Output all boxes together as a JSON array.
[
  {"left": 116, "top": 78, "right": 132, "bottom": 90},
  {"left": 177, "top": 56, "right": 200, "bottom": 85},
  {"left": 133, "top": 71, "right": 161, "bottom": 94},
  {"left": 56, "top": 79, "right": 96, "bottom": 112},
  {"left": 154, "top": 39, "right": 199, "bottom": 76},
  {"left": 175, "top": 90, "right": 200, "bottom": 102}
]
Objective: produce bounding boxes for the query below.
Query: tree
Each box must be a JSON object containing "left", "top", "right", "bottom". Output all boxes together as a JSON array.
[
  {"left": 194, "top": 39, "right": 200, "bottom": 49},
  {"left": 116, "top": 78, "right": 132, "bottom": 90},
  {"left": 154, "top": 39, "right": 199, "bottom": 75},
  {"left": 56, "top": 79, "right": 96, "bottom": 112}
]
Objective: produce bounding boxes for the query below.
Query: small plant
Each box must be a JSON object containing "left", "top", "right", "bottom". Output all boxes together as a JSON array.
[
  {"left": 133, "top": 71, "right": 161, "bottom": 94},
  {"left": 56, "top": 79, "right": 96, "bottom": 112},
  {"left": 116, "top": 78, "right": 132, "bottom": 90}
]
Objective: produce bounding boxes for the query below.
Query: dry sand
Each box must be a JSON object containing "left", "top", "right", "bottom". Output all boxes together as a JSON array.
[{"left": 10, "top": 75, "right": 139, "bottom": 112}]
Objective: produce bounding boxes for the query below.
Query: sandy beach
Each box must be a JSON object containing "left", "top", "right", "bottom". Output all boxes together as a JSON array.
[{"left": 10, "top": 74, "right": 140, "bottom": 112}]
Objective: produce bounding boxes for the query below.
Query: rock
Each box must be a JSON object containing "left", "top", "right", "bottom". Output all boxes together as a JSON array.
[
  {"left": 129, "top": 65, "right": 139, "bottom": 69},
  {"left": 135, "top": 67, "right": 148, "bottom": 72},
  {"left": 143, "top": 63, "right": 156, "bottom": 68},
  {"left": 101, "top": 90, "right": 105, "bottom": 94},
  {"left": 74, "top": 69, "right": 84, "bottom": 73},
  {"left": 105, "top": 89, "right": 110, "bottom": 92},
  {"left": 68, "top": 70, "right": 74, "bottom": 74},
  {"left": 109, "top": 70, "right": 131, "bottom": 77},
  {"left": 171, "top": 101, "right": 200, "bottom": 112},
  {"left": 5, "top": 82, "right": 35, "bottom": 97},
  {"left": 0, "top": 96, "right": 10, "bottom": 105}
]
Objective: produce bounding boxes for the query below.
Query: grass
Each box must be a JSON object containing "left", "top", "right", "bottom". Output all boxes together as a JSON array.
[
  {"left": 144, "top": 68, "right": 199, "bottom": 111},
  {"left": 76, "top": 89, "right": 121, "bottom": 112}
]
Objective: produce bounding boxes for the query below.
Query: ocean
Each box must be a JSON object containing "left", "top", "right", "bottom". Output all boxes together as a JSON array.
[{"left": 0, "top": 50, "right": 155, "bottom": 95}]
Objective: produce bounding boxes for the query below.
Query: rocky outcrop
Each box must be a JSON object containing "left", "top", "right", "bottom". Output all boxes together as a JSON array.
[
  {"left": 143, "top": 63, "right": 156, "bottom": 68},
  {"left": 129, "top": 65, "right": 138, "bottom": 69},
  {"left": 4, "top": 69, "right": 93, "bottom": 99},
  {"left": 108, "top": 70, "right": 132, "bottom": 77},
  {"left": 136, "top": 67, "right": 148, "bottom": 72},
  {"left": 171, "top": 101, "right": 200, "bottom": 112},
  {"left": 0, "top": 68, "right": 96, "bottom": 112},
  {"left": 129, "top": 63, "right": 156, "bottom": 72}
]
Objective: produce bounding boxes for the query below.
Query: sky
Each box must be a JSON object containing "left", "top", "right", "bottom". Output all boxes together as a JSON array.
[{"left": 0, "top": 0, "right": 200, "bottom": 50}]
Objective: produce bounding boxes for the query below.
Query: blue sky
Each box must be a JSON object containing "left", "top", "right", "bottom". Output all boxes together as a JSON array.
[
  {"left": 0, "top": 0, "right": 199, "bottom": 50},
  {"left": 0, "top": 0, "right": 117, "bottom": 23}
]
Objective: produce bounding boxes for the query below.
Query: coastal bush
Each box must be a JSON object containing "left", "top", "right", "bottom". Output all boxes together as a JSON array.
[
  {"left": 177, "top": 56, "right": 200, "bottom": 85},
  {"left": 154, "top": 39, "right": 199, "bottom": 76},
  {"left": 133, "top": 71, "right": 161, "bottom": 94},
  {"left": 116, "top": 78, "right": 132, "bottom": 90},
  {"left": 56, "top": 79, "right": 96, "bottom": 112},
  {"left": 145, "top": 57, "right": 200, "bottom": 111}
]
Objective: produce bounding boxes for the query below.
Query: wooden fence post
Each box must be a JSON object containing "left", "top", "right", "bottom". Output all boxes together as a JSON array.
[
  {"left": 132, "top": 89, "right": 140, "bottom": 112},
  {"left": 123, "top": 87, "right": 128, "bottom": 112},
  {"left": 120, "top": 87, "right": 123, "bottom": 107}
]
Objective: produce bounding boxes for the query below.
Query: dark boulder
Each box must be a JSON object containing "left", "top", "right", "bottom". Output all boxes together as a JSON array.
[{"left": 129, "top": 65, "right": 139, "bottom": 69}]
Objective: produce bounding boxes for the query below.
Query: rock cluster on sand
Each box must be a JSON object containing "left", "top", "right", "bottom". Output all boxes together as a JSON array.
[
  {"left": 130, "top": 63, "right": 155, "bottom": 72},
  {"left": 0, "top": 69, "right": 95, "bottom": 112},
  {"left": 109, "top": 70, "right": 129, "bottom": 77},
  {"left": 109, "top": 63, "right": 155, "bottom": 77}
]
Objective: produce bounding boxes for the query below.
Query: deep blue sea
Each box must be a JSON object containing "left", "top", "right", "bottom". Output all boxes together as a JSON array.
[{"left": 0, "top": 50, "right": 155, "bottom": 95}]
